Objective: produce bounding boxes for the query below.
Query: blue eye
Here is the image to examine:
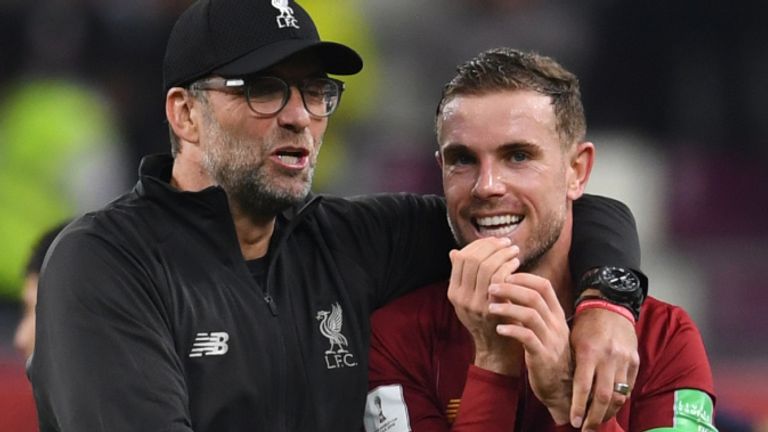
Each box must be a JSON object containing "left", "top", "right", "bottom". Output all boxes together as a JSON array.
[{"left": 511, "top": 151, "right": 528, "bottom": 162}]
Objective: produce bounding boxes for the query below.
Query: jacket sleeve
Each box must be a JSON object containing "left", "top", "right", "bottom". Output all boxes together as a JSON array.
[
  {"left": 342, "top": 194, "right": 455, "bottom": 308},
  {"left": 570, "top": 194, "right": 647, "bottom": 290},
  {"left": 30, "top": 225, "right": 193, "bottom": 432}
]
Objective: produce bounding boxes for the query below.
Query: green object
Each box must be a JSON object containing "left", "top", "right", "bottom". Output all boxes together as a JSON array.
[
  {"left": 0, "top": 79, "right": 115, "bottom": 299},
  {"left": 298, "top": 0, "right": 380, "bottom": 192},
  {"left": 646, "top": 389, "right": 717, "bottom": 431}
]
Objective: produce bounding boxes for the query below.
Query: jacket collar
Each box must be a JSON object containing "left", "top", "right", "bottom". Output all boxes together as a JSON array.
[{"left": 134, "top": 153, "right": 321, "bottom": 225}]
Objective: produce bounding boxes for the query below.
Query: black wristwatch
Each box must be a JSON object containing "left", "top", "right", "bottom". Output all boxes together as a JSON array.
[{"left": 576, "top": 266, "right": 645, "bottom": 320}]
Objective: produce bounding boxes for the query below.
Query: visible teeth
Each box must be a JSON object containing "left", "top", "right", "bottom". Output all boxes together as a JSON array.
[
  {"left": 277, "top": 154, "right": 301, "bottom": 164},
  {"left": 476, "top": 214, "right": 522, "bottom": 227}
]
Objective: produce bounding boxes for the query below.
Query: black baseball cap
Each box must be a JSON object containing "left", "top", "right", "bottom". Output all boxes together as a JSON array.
[{"left": 163, "top": 0, "right": 363, "bottom": 91}]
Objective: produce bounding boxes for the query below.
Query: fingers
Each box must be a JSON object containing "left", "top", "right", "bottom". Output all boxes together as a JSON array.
[
  {"left": 489, "top": 255, "right": 521, "bottom": 285},
  {"left": 467, "top": 239, "right": 518, "bottom": 295},
  {"left": 569, "top": 356, "right": 594, "bottom": 429},
  {"left": 488, "top": 276, "right": 568, "bottom": 358},
  {"left": 505, "top": 273, "right": 566, "bottom": 321},
  {"left": 491, "top": 304, "right": 545, "bottom": 353},
  {"left": 488, "top": 276, "right": 563, "bottom": 333},
  {"left": 448, "top": 238, "right": 519, "bottom": 308},
  {"left": 599, "top": 348, "right": 639, "bottom": 423},
  {"left": 569, "top": 308, "right": 639, "bottom": 430},
  {"left": 581, "top": 363, "right": 614, "bottom": 431}
]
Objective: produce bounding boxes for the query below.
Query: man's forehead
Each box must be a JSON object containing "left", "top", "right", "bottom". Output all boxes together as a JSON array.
[
  {"left": 442, "top": 90, "right": 553, "bottom": 117},
  {"left": 438, "top": 90, "right": 558, "bottom": 146},
  {"left": 443, "top": 91, "right": 553, "bottom": 127}
]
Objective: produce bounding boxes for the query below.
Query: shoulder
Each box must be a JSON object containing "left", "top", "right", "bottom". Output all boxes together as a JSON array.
[
  {"left": 637, "top": 296, "right": 698, "bottom": 334},
  {"left": 41, "top": 199, "right": 163, "bottom": 298},
  {"left": 61, "top": 189, "right": 171, "bottom": 252},
  {"left": 636, "top": 296, "right": 714, "bottom": 394}
]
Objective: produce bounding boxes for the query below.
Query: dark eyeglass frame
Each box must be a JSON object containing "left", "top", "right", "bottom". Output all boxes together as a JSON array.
[{"left": 189, "top": 75, "right": 345, "bottom": 118}]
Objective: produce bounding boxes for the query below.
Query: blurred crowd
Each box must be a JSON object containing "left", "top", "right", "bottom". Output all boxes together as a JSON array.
[{"left": 1, "top": 0, "right": 766, "bottom": 430}]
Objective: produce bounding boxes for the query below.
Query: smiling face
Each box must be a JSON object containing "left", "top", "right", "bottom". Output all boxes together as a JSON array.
[
  {"left": 437, "top": 89, "right": 581, "bottom": 271},
  {"left": 196, "top": 55, "right": 329, "bottom": 218}
]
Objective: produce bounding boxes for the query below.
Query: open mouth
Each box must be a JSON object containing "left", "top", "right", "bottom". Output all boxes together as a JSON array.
[
  {"left": 473, "top": 214, "right": 524, "bottom": 236},
  {"left": 273, "top": 148, "right": 310, "bottom": 168}
]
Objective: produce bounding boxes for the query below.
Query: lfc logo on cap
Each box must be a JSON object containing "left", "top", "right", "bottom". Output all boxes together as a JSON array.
[{"left": 272, "top": 0, "right": 300, "bottom": 29}]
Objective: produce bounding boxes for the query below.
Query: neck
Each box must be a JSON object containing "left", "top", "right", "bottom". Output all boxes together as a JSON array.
[
  {"left": 170, "top": 148, "right": 215, "bottom": 192},
  {"left": 171, "top": 151, "right": 276, "bottom": 260},
  {"left": 229, "top": 202, "right": 276, "bottom": 260},
  {"left": 528, "top": 210, "right": 575, "bottom": 315}
]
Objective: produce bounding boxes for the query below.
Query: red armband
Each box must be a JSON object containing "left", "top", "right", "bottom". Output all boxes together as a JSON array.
[{"left": 574, "top": 299, "right": 635, "bottom": 324}]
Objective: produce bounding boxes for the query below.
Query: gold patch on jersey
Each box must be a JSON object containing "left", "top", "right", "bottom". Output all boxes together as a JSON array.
[{"left": 445, "top": 398, "right": 461, "bottom": 423}]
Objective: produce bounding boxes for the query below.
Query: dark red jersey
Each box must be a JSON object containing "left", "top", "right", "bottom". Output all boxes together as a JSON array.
[{"left": 367, "top": 282, "right": 716, "bottom": 432}]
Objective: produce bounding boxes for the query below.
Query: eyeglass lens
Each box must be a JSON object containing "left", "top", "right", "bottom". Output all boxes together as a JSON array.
[{"left": 245, "top": 77, "right": 341, "bottom": 117}]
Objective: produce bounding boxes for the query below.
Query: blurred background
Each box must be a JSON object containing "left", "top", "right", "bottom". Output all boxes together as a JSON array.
[{"left": 1, "top": 0, "right": 766, "bottom": 430}]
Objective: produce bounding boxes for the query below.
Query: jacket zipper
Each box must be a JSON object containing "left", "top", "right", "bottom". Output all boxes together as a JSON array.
[{"left": 263, "top": 195, "right": 323, "bottom": 430}]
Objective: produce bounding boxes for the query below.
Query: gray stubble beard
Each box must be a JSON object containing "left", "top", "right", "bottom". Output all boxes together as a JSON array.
[{"left": 201, "top": 114, "right": 317, "bottom": 220}]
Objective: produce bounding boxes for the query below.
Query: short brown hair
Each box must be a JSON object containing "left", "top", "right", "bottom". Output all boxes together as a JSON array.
[{"left": 436, "top": 47, "right": 586, "bottom": 148}]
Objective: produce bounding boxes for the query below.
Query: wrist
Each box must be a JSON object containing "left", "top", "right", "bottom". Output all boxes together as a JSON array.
[
  {"left": 575, "top": 266, "right": 645, "bottom": 320},
  {"left": 474, "top": 350, "right": 523, "bottom": 377},
  {"left": 574, "top": 297, "right": 636, "bottom": 324}
]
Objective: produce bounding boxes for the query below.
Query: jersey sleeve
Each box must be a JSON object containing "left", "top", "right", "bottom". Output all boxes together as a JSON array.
[
  {"left": 570, "top": 194, "right": 646, "bottom": 287},
  {"left": 29, "top": 224, "right": 193, "bottom": 432},
  {"left": 628, "top": 301, "right": 717, "bottom": 431},
  {"left": 450, "top": 366, "right": 521, "bottom": 431}
]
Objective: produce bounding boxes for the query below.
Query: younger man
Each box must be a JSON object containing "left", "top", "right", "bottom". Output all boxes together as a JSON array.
[{"left": 367, "top": 48, "right": 716, "bottom": 431}]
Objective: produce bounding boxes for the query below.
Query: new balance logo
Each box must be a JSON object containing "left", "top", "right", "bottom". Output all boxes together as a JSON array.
[{"left": 189, "top": 332, "right": 229, "bottom": 358}]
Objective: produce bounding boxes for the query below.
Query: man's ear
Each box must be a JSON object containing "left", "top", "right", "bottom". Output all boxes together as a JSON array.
[
  {"left": 166, "top": 88, "right": 201, "bottom": 148},
  {"left": 434, "top": 150, "right": 443, "bottom": 170},
  {"left": 567, "top": 141, "right": 595, "bottom": 200}
]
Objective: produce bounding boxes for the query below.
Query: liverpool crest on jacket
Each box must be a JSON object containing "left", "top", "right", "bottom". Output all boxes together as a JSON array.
[{"left": 316, "top": 303, "right": 357, "bottom": 369}]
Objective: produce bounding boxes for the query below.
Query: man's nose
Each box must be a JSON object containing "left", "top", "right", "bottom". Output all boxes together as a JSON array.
[
  {"left": 276, "top": 86, "right": 311, "bottom": 131},
  {"left": 472, "top": 163, "right": 506, "bottom": 199}
]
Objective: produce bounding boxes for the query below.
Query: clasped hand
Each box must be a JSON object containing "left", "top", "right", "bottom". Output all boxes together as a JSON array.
[
  {"left": 447, "top": 237, "right": 572, "bottom": 424},
  {"left": 447, "top": 237, "right": 639, "bottom": 430}
]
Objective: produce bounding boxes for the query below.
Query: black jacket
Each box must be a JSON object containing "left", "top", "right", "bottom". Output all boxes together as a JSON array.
[{"left": 30, "top": 154, "right": 641, "bottom": 432}]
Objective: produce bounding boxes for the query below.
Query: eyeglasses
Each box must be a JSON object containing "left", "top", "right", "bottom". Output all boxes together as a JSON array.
[{"left": 190, "top": 76, "right": 345, "bottom": 117}]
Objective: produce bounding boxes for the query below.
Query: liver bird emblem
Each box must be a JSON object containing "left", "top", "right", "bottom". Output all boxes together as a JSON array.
[
  {"left": 271, "top": 0, "right": 299, "bottom": 29},
  {"left": 316, "top": 303, "right": 349, "bottom": 354}
]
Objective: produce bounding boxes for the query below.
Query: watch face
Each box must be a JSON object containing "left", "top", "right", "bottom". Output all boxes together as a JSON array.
[{"left": 600, "top": 266, "right": 641, "bottom": 292}]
